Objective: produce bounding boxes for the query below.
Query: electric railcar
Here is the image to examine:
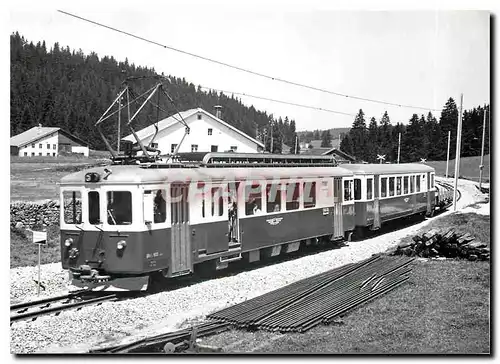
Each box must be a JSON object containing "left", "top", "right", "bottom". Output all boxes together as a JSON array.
[{"left": 58, "top": 156, "right": 436, "bottom": 291}]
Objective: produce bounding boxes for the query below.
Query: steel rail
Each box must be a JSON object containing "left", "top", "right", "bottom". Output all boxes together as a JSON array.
[
  {"left": 10, "top": 294, "right": 117, "bottom": 323},
  {"left": 10, "top": 289, "right": 90, "bottom": 311}
]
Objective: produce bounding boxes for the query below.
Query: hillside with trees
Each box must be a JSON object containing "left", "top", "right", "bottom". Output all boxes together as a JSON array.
[{"left": 10, "top": 32, "right": 300, "bottom": 153}]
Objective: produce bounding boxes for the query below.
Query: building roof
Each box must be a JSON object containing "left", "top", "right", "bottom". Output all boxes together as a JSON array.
[
  {"left": 10, "top": 126, "right": 60, "bottom": 147},
  {"left": 122, "top": 108, "right": 265, "bottom": 148},
  {"left": 321, "top": 148, "right": 357, "bottom": 162},
  {"left": 338, "top": 163, "right": 435, "bottom": 175},
  {"left": 10, "top": 126, "right": 89, "bottom": 148}
]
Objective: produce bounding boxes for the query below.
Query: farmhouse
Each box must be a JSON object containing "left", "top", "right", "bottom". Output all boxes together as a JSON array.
[
  {"left": 10, "top": 125, "right": 89, "bottom": 157},
  {"left": 122, "top": 107, "right": 265, "bottom": 154}
]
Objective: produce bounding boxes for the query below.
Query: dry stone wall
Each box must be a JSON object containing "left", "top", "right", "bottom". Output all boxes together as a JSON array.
[{"left": 11, "top": 200, "right": 63, "bottom": 229}]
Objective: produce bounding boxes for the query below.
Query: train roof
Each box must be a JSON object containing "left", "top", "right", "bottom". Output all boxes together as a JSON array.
[
  {"left": 338, "top": 163, "right": 435, "bottom": 175},
  {"left": 60, "top": 165, "right": 354, "bottom": 185}
]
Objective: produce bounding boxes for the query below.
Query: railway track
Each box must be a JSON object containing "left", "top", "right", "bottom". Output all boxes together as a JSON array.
[
  {"left": 10, "top": 290, "right": 118, "bottom": 324},
  {"left": 435, "top": 180, "right": 461, "bottom": 212}
]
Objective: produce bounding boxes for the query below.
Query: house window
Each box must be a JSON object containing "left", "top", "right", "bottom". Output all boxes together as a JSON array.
[
  {"left": 24, "top": 152, "right": 27, "bottom": 156},
  {"left": 53, "top": 144, "right": 57, "bottom": 150},
  {"left": 53, "top": 153, "right": 56, "bottom": 156},
  {"left": 39, "top": 153, "right": 42, "bottom": 156},
  {"left": 211, "top": 145, "right": 218, "bottom": 152},
  {"left": 31, "top": 152, "right": 35, "bottom": 156},
  {"left": 191, "top": 144, "right": 198, "bottom": 152},
  {"left": 31, "top": 143, "right": 35, "bottom": 148},
  {"left": 47, "top": 144, "right": 50, "bottom": 149},
  {"left": 39, "top": 144, "right": 42, "bottom": 148},
  {"left": 197, "top": 114, "right": 202, "bottom": 120},
  {"left": 171, "top": 144, "right": 178, "bottom": 153},
  {"left": 230, "top": 146, "right": 238, "bottom": 152},
  {"left": 151, "top": 143, "right": 158, "bottom": 149},
  {"left": 208, "top": 128, "right": 213, "bottom": 136},
  {"left": 47, "top": 153, "right": 50, "bottom": 156}
]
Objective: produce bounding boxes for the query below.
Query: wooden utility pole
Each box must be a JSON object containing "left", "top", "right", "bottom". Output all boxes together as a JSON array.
[
  {"left": 270, "top": 124, "right": 274, "bottom": 153},
  {"left": 397, "top": 132, "right": 401, "bottom": 164},
  {"left": 479, "top": 105, "right": 487, "bottom": 189},
  {"left": 117, "top": 96, "right": 122, "bottom": 153},
  {"left": 445, "top": 130, "right": 451, "bottom": 178},
  {"left": 453, "top": 94, "right": 464, "bottom": 211}
]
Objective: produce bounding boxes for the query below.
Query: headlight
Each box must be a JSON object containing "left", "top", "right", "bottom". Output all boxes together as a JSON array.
[
  {"left": 64, "top": 238, "right": 73, "bottom": 247},
  {"left": 117, "top": 240, "right": 127, "bottom": 250}
]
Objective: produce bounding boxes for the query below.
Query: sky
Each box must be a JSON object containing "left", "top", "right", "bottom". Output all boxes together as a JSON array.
[{"left": 6, "top": 1, "right": 492, "bottom": 133}]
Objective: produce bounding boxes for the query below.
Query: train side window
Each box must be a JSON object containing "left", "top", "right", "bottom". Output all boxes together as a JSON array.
[
  {"left": 410, "top": 176, "right": 415, "bottom": 193},
  {"left": 303, "top": 181, "right": 316, "bottom": 208},
  {"left": 403, "top": 176, "right": 409, "bottom": 194},
  {"left": 430, "top": 173, "right": 434, "bottom": 188},
  {"left": 145, "top": 189, "right": 166, "bottom": 223},
  {"left": 380, "top": 178, "right": 387, "bottom": 198},
  {"left": 396, "top": 177, "right": 402, "bottom": 196},
  {"left": 107, "top": 191, "right": 133, "bottom": 225},
  {"left": 245, "top": 183, "right": 262, "bottom": 215},
  {"left": 353, "top": 179, "right": 362, "bottom": 200},
  {"left": 211, "top": 187, "right": 224, "bottom": 217},
  {"left": 266, "top": 183, "right": 282, "bottom": 213},
  {"left": 344, "top": 180, "right": 353, "bottom": 201},
  {"left": 416, "top": 175, "right": 421, "bottom": 192},
  {"left": 389, "top": 177, "right": 395, "bottom": 197},
  {"left": 366, "top": 178, "right": 373, "bottom": 200},
  {"left": 63, "top": 191, "right": 82, "bottom": 224},
  {"left": 285, "top": 182, "right": 300, "bottom": 210},
  {"left": 88, "top": 191, "right": 100, "bottom": 224}
]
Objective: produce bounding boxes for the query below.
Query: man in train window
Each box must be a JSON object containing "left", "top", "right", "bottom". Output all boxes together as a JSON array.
[{"left": 154, "top": 190, "right": 167, "bottom": 223}]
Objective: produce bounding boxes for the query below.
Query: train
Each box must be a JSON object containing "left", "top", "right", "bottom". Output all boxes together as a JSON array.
[{"left": 59, "top": 152, "right": 438, "bottom": 291}]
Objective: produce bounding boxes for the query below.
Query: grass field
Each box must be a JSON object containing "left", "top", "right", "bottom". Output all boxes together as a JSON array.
[
  {"left": 426, "top": 154, "right": 490, "bottom": 182},
  {"left": 10, "top": 155, "right": 110, "bottom": 202}
]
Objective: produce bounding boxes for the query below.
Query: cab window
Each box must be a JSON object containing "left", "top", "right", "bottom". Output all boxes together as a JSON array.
[
  {"left": 88, "top": 191, "right": 100, "bottom": 224},
  {"left": 145, "top": 189, "right": 166, "bottom": 223},
  {"left": 63, "top": 191, "right": 82, "bottom": 224},
  {"left": 107, "top": 191, "right": 133, "bottom": 225}
]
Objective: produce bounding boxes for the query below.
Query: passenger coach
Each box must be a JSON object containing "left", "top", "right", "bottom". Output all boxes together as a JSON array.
[{"left": 339, "top": 163, "right": 436, "bottom": 236}]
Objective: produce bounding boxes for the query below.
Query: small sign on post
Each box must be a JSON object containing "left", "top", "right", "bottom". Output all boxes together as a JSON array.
[{"left": 32, "top": 230, "right": 47, "bottom": 296}]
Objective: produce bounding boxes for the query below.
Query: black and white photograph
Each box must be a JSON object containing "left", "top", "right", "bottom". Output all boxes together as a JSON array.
[{"left": 8, "top": 0, "right": 491, "bottom": 355}]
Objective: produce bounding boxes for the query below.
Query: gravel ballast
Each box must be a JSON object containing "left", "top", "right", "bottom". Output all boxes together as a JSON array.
[{"left": 10, "top": 178, "right": 489, "bottom": 353}]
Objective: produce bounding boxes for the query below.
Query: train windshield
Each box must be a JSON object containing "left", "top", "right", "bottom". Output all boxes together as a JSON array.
[{"left": 107, "top": 191, "right": 133, "bottom": 225}]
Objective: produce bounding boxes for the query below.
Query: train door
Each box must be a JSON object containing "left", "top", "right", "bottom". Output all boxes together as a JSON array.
[
  {"left": 228, "top": 182, "right": 240, "bottom": 246},
  {"left": 170, "top": 184, "right": 192, "bottom": 276},
  {"left": 373, "top": 175, "right": 381, "bottom": 229},
  {"left": 333, "top": 177, "right": 344, "bottom": 237}
]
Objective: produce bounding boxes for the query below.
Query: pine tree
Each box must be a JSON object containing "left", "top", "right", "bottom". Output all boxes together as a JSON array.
[
  {"left": 347, "top": 109, "right": 368, "bottom": 161},
  {"left": 367, "top": 117, "right": 379, "bottom": 163},
  {"left": 320, "top": 130, "right": 332, "bottom": 148},
  {"left": 438, "top": 98, "right": 459, "bottom": 160}
]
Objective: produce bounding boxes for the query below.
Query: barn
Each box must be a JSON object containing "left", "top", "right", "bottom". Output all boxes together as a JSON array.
[
  {"left": 10, "top": 125, "right": 89, "bottom": 157},
  {"left": 122, "top": 107, "right": 265, "bottom": 154}
]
